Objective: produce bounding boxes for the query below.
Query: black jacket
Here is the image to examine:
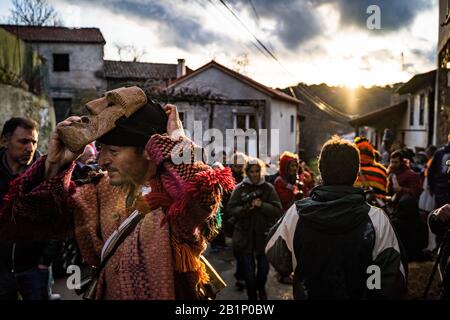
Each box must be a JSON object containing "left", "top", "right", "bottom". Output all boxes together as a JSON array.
[
  {"left": 227, "top": 177, "right": 283, "bottom": 255},
  {"left": 428, "top": 142, "right": 450, "bottom": 194},
  {"left": 0, "top": 147, "right": 61, "bottom": 273},
  {"left": 266, "top": 185, "right": 407, "bottom": 299}
]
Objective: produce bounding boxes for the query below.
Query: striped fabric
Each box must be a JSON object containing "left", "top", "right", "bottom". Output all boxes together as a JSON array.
[
  {"left": 354, "top": 162, "right": 388, "bottom": 197},
  {"left": 354, "top": 137, "right": 388, "bottom": 198}
]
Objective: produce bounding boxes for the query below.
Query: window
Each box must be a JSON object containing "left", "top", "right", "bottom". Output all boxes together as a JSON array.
[
  {"left": 236, "top": 114, "right": 246, "bottom": 130},
  {"left": 290, "top": 115, "right": 295, "bottom": 133},
  {"left": 419, "top": 94, "right": 425, "bottom": 126},
  {"left": 53, "top": 98, "right": 72, "bottom": 123},
  {"left": 409, "top": 100, "right": 415, "bottom": 126},
  {"left": 233, "top": 113, "right": 257, "bottom": 156},
  {"left": 53, "top": 54, "right": 70, "bottom": 72},
  {"left": 235, "top": 114, "right": 256, "bottom": 130}
]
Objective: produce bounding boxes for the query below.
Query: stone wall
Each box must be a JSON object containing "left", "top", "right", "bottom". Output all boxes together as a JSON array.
[{"left": 0, "top": 84, "right": 54, "bottom": 152}]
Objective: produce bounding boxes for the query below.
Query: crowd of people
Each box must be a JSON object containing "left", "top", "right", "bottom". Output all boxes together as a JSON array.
[
  {"left": 0, "top": 87, "right": 449, "bottom": 301},
  {"left": 215, "top": 133, "right": 450, "bottom": 300}
]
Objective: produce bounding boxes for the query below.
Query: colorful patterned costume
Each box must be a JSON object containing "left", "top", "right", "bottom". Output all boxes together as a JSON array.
[
  {"left": 354, "top": 138, "right": 388, "bottom": 199},
  {"left": 0, "top": 134, "right": 234, "bottom": 299}
]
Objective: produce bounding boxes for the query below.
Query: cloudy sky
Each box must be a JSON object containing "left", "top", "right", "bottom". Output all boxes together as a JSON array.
[{"left": 0, "top": 0, "right": 439, "bottom": 88}]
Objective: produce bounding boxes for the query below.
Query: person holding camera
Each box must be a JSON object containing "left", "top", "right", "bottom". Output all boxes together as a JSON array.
[{"left": 227, "top": 157, "right": 283, "bottom": 300}]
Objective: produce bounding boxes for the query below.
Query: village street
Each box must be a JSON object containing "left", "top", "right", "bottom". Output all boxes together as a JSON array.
[{"left": 53, "top": 238, "right": 294, "bottom": 300}]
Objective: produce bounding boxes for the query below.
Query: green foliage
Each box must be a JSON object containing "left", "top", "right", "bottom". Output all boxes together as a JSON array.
[
  {"left": 297, "top": 83, "right": 401, "bottom": 116},
  {"left": 0, "top": 28, "right": 42, "bottom": 92}
]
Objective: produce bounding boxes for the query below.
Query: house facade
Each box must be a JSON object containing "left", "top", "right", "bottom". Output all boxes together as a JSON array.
[
  {"left": 350, "top": 70, "right": 436, "bottom": 152},
  {"left": 1, "top": 25, "right": 107, "bottom": 122},
  {"left": 166, "top": 61, "right": 302, "bottom": 162}
]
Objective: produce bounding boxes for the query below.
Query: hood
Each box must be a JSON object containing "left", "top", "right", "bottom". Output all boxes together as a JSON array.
[
  {"left": 355, "top": 139, "right": 375, "bottom": 165},
  {"left": 296, "top": 185, "right": 370, "bottom": 234},
  {"left": 279, "top": 153, "right": 298, "bottom": 181},
  {"left": 242, "top": 176, "right": 265, "bottom": 185}
]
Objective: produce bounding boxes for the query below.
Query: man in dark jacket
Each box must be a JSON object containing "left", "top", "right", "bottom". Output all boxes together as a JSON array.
[
  {"left": 266, "top": 136, "right": 407, "bottom": 300},
  {"left": 227, "top": 157, "right": 283, "bottom": 300},
  {"left": 388, "top": 150, "right": 422, "bottom": 200},
  {"left": 428, "top": 134, "right": 450, "bottom": 208},
  {"left": 391, "top": 195, "right": 428, "bottom": 262},
  {"left": 429, "top": 203, "right": 450, "bottom": 299},
  {"left": 0, "top": 117, "right": 60, "bottom": 300}
]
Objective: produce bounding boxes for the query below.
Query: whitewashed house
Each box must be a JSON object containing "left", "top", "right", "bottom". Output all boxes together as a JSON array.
[
  {"left": 165, "top": 60, "right": 302, "bottom": 162},
  {"left": 350, "top": 70, "right": 436, "bottom": 151},
  {"left": 1, "top": 25, "right": 107, "bottom": 122}
]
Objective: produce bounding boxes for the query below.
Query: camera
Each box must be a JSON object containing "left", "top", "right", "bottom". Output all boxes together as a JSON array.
[{"left": 241, "top": 188, "right": 263, "bottom": 204}]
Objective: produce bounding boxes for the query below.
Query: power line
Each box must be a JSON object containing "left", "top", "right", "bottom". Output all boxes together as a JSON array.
[
  {"left": 218, "top": 0, "right": 279, "bottom": 62},
  {"left": 212, "top": 0, "right": 350, "bottom": 118},
  {"left": 248, "top": 0, "right": 260, "bottom": 25},
  {"left": 218, "top": 0, "right": 299, "bottom": 82},
  {"left": 205, "top": 0, "right": 272, "bottom": 60},
  {"left": 246, "top": 0, "right": 277, "bottom": 54}
]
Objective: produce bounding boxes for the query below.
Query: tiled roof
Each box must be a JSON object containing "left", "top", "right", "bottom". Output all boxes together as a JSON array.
[
  {"left": 104, "top": 60, "right": 178, "bottom": 80},
  {"left": 0, "top": 24, "right": 105, "bottom": 44},
  {"left": 349, "top": 100, "right": 408, "bottom": 126},
  {"left": 168, "top": 60, "right": 302, "bottom": 105},
  {"left": 396, "top": 70, "right": 436, "bottom": 95}
]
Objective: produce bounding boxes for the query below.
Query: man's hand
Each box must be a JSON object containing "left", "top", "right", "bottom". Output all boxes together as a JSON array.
[
  {"left": 252, "top": 198, "right": 262, "bottom": 208},
  {"left": 434, "top": 204, "right": 450, "bottom": 228},
  {"left": 45, "top": 116, "right": 84, "bottom": 179},
  {"left": 164, "top": 104, "right": 185, "bottom": 139}
]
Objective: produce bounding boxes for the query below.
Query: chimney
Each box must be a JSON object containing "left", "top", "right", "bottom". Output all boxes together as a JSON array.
[{"left": 177, "top": 58, "right": 186, "bottom": 78}]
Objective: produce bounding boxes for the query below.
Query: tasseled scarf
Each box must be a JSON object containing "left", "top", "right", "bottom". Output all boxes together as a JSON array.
[{"left": 144, "top": 134, "right": 235, "bottom": 292}]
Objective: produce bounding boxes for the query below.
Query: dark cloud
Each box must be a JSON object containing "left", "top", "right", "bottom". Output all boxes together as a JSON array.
[
  {"left": 315, "top": 0, "right": 433, "bottom": 32},
  {"left": 232, "top": 0, "right": 434, "bottom": 45},
  {"left": 60, "top": 0, "right": 436, "bottom": 53},
  {"left": 63, "top": 0, "right": 228, "bottom": 49},
  {"left": 229, "top": 0, "right": 323, "bottom": 50}
]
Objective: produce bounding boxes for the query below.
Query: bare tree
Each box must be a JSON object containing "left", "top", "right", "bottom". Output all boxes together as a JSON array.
[
  {"left": 113, "top": 42, "right": 130, "bottom": 61},
  {"left": 9, "top": 0, "right": 62, "bottom": 26},
  {"left": 113, "top": 42, "right": 147, "bottom": 62},
  {"left": 129, "top": 45, "right": 147, "bottom": 62}
]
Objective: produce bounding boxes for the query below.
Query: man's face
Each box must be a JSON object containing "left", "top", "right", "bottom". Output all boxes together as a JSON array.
[
  {"left": 3, "top": 126, "right": 38, "bottom": 167},
  {"left": 98, "top": 144, "right": 153, "bottom": 186},
  {"left": 390, "top": 157, "right": 402, "bottom": 171}
]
